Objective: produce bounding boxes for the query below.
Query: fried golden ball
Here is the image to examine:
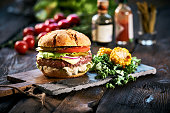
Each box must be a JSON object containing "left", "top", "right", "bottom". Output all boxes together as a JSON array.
[
  {"left": 110, "top": 47, "right": 132, "bottom": 68},
  {"left": 97, "top": 47, "right": 112, "bottom": 56}
]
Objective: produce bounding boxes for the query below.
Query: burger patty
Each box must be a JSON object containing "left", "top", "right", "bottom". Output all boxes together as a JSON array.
[{"left": 37, "top": 54, "right": 92, "bottom": 69}]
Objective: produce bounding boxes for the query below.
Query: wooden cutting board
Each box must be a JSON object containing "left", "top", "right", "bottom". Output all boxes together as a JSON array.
[
  {"left": 0, "top": 64, "right": 156, "bottom": 97},
  {"left": 0, "top": 69, "right": 64, "bottom": 97}
]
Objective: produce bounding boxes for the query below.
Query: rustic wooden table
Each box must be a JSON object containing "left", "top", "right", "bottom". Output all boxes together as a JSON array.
[{"left": 0, "top": 3, "right": 170, "bottom": 113}]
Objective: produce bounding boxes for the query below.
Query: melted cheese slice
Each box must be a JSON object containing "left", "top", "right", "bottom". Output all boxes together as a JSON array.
[{"left": 61, "top": 58, "right": 80, "bottom": 64}]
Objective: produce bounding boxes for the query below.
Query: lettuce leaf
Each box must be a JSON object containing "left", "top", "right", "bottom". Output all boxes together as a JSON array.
[{"left": 37, "top": 51, "right": 89, "bottom": 59}]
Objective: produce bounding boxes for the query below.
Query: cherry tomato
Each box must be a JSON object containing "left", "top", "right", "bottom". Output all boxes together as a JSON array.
[
  {"left": 34, "top": 23, "right": 47, "bottom": 34},
  {"left": 49, "top": 23, "right": 58, "bottom": 31},
  {"left": 38, "top": 32, "right": 47, "bottom": 40},
  {"left": 45, "top": 19, "right": 55, "bottom": 25},
  {"left": 66, "top": 14, "right": 80, "bottom": 26},
  {"left": 23, "top": 35, "right": 35, "bottom": 49},
  {"left": 23, "top": 27, "right": 35, "bottom": 36},
  {"left": 54, "top": 13, "right": 65, "bottom": 22},
  {"left": 57, "top": 46, "right": 90, "bottom": 53},
  {"left": 14, "top": 41, "right": 28, "bottom": 54},
  {"left": 58, "top": 19, "right": 70, "bottom": 29},
  {"left": 44, "top": 26, "right": 52, "bottom": 32}
]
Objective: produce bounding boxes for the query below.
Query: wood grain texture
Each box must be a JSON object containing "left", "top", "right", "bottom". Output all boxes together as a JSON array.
[
  {"left": 0, "top": 82, "right": 32, "bottom": 97},
  {"left": 0, "top": 94, "right": 24, "bottom": 113},
  {"left": 8, "top": 96, "right": 65, "bottom": 113},
  {"left": 53, "top": 87, "right": 106, "bottom": 113},
  {"left": 96, "top": 76, "right": 170, "bottom": 113},
  {"left": 7, "top": 69, "right": 64, "bottom": 84}
]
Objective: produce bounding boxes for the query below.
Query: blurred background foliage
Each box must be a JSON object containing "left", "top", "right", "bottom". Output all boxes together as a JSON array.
[
  {"left": 34, "top": 0, "right": 117, "bottom": 21},
  {"left": 34, "top": 0, "right": 117, "bottom": 37}
]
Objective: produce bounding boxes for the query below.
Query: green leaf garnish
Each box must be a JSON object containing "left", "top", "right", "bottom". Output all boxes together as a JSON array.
[{"left": 90, "top": 54, "right": 141, "bottom": 88}]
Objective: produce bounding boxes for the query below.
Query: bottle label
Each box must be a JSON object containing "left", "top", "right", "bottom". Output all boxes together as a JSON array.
[
  {"left": 97, "top": 24, "right": 113, "bottom": 43},
  {"left": 128, "top": 14, "right": 134, "bottom": 40}
]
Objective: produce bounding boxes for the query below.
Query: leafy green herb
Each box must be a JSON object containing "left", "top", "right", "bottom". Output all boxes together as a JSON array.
[{"left": 90, "top": 54, "right": 141, "bottom": 88}]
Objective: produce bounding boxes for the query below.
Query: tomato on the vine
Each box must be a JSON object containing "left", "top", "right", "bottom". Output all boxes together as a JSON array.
[
  {"left": 45, "top": 19, "right": 55, "bottom": 25},
  {"left": 23, "top": 27, "right": 35, "bottom": 36},
  {"left": 34, "top": 23, "right": 47, "bottom": 34},
  {"left": 58, "top": 19, "right": 70, "bottom": 29},
  {"left": 49, "top": 23, "right": 58, "bottom": 31},
  {"left": 44, "top": 26, "right": 52, "bottom": 32},
  {"left": 66, "top": 14, "right": 80, "bottom": 26},
  {"left": 54, "top": 13, "right": 65, "bottom": 22}
]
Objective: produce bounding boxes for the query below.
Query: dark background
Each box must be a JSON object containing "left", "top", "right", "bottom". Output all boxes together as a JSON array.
[{"left": 0, "top": 0, "right": 170, "bottom": 45}]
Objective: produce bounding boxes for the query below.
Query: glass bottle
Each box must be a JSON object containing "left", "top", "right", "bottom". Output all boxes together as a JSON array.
[
  {"left": 114, "top": 0, "right": 134, "bottom": 45},
  {"left": 92, "top": 0, "right": 113, "bottom": 45}
]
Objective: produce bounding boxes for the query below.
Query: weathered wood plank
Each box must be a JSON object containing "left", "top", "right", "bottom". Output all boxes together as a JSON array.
[
  {"left": 0, "top": 82, "right": 32, "bottom": 97},
  {"left": 7, "top": 69, "right": 64, "bottom": 84},
  {"left": 0, "top": 94, "right": 23, "bottom": 113},
  {"left": 53, "top": 86, "right": 106, "bottom": 113},
  {"left": 96, "top": 77, "right": 170, "bottom": 113},
  {"left": 8, "top": 93, "right": 70, "bottom": 113}
]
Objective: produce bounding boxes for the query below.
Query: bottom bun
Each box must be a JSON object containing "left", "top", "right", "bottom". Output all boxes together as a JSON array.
[{"left": 38, "top": 65, "right": 86, "bottom": 78}]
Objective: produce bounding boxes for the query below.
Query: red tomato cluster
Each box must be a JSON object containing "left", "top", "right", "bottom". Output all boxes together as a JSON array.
[{"left": 14, "top": 13, "right": 80, "bottom": 54}]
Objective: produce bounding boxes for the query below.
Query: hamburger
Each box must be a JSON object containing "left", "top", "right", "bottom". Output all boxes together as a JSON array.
[{"left": 36, "top": 29, "right": 92, "bottom": 78}]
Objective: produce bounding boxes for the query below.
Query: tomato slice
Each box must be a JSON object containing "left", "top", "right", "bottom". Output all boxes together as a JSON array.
[{"left": 57, "top": 46, "right": 90, "bottom": 53}]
